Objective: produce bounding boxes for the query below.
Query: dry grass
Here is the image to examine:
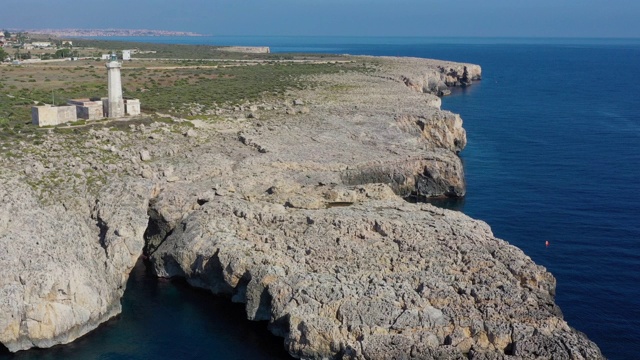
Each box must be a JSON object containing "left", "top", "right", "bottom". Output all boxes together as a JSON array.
[{"left": 0, "top": 45, "right": 374, "bottom": 148}]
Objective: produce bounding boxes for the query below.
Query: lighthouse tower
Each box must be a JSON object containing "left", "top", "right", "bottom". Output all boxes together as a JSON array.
[{"left": 105, "top": 53, "right": 125, "bottom": 118}]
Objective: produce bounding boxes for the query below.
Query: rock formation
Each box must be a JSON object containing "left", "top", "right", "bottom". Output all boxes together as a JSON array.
[
  {"left": 147, "top": 186, "right": 601, "bottom": 359},
  {"left": 0, "top": 56, "right": 603, "bottom": 359},
  {"left": 0, "top": 171, "right": 152, "bottom": 352}
]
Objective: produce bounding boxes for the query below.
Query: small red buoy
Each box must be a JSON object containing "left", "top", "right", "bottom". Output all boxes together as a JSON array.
[{"left": 545, "top": 240, "right": 550, "bottom": 247}]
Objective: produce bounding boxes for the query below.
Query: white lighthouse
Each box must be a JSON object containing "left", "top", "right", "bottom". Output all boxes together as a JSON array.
[{"left": 106, "top": 53, "right": 125, "bottom": 118}]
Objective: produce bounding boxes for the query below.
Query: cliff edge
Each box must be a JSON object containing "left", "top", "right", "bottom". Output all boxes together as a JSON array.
[{"left": 0, "top": 56, "right": 602, "bottom": 359}]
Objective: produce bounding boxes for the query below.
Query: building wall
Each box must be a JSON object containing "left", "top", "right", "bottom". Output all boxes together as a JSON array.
[
  {"left": 56, "top": 106, "right": 78, "bottom": 123},
  {"left": 102, "top": 98, "right": 109, "bottom": 117},
  {"left": 69, "top": 100, "right": 104, "bottom": 120},
  {"left": 31, "top": 105, "right": 78, "bottom": 127},
  {"left": 32, "top": 106, "right": 58, "bottom": 126},
  {"left": 125, "top": 99, "right": 141, "bottom": 116}
]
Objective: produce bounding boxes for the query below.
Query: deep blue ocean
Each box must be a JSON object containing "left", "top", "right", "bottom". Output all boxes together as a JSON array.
[{"left": 2, "top": 36, "right": 639, "bottom": 359}]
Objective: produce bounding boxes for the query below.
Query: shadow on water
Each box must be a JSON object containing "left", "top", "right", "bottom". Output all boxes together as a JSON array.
[
  {"left": 405, "top": 195, "right": 466, "bottom": 212},
  {"left": 0, "top": 258, "right": 293, "bottom": 360}
]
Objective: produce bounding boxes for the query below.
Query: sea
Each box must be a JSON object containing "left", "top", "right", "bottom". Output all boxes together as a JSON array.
[{"left": 2, "top": 36, "right": 639, "bottom": 359}]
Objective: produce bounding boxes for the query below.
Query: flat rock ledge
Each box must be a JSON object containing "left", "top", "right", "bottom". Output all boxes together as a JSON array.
[{"left": 0, "top": 56, "right": 603, "bottom": 359}]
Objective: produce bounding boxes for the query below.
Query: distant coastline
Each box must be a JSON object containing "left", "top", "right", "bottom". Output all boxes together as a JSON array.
[{"left": 6, "top": 28, "right": 205, "bottom": 37}]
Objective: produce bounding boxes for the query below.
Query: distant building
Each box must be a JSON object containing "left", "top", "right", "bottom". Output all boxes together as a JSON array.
[
  {"left": 122, "top": 50, "right": 131, "bottom": 61},
  {"left": 101, "top": 54, "right": 110, "bottom": 60},
  {"left": 31, "top": 42, "right": 52, "bottom": 48}
]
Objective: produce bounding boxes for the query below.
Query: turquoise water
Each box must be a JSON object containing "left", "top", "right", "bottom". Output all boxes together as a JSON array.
[{"left": 3, "top": 37, "right": 640, "bottom": 359}]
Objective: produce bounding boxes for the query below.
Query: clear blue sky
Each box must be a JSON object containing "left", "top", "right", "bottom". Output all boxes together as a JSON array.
[{"left": 2, "top": 0, "right": 639, "bottom": 38}]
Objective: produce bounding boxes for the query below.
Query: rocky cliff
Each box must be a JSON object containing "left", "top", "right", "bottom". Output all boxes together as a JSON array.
[
  {"left": 0, "top": 171, "right": 151, "bottom": 352},
  {"left": 147, "top": 186, "right": 601, "bottom": 359},
  {"left": 0, "top": 56, "right": 603, "bottom": 359}
]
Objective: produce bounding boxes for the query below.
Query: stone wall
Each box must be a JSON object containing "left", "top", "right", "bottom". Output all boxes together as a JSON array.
[
  {"left": 31, "top": 97, "right": 139, "bottom": 127},
  {"left": 125, "top": 99, "right": 141, "bottom": 116},
  {"left": 31, "top": 105, "right": 78, "bottom": 127},
  {"left": 57, "top": 106, "right": 77, "bottom": 123},
  {"left": 81, "top": 104, "right": 104, "bottom": 120},
  {"left": 31, "top": 106, "right": 57, "bottom": 126},
  {"left": 69, "top": 100, "right": 104, "bottom": 121}
]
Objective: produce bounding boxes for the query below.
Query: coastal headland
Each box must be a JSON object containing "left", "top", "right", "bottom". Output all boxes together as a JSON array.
[{"left": 0, "top": 41, "right": 602, "bottom": 359}]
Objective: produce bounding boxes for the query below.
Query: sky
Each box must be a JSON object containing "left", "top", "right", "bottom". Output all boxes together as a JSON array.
[{"left": 1, "top": 0, "right": 640, "bottom": 38}]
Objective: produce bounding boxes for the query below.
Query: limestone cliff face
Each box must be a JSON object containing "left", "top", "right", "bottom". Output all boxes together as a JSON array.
[
  {"left": 375, "top": 56, "right": 482, "bottom": 96},
  {"left": 0, "top": 173, "right": 151, "bottom": 352},
  {"left": 0, "top": 56, "right": 603, "bottom": 359}
]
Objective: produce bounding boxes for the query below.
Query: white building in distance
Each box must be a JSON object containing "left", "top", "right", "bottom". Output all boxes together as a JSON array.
[{"left": 31, "top": 42, "right": 52, "bottom": 48}]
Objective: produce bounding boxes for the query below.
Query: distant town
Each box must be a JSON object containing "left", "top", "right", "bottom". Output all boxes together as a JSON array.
[
  {"left": 3, "top": 28, "right": 204, "bottom": 37},
  {"left": 0, "top": 29, "right": 162, "bottom": 64}
]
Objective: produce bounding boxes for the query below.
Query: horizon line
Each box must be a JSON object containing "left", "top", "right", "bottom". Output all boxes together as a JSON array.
[{"left": 4, "top": 29, "right": 640, "bottom": 40}]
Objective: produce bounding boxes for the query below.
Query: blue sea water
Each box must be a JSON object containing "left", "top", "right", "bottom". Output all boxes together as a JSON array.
[{"left": 3, "top": 36, "right": 640, "bottom": 359}]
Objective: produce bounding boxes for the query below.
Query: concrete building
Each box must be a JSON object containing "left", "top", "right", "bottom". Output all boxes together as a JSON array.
[
  {"left": 67, "top": 99, "right": 104, "bottom": 120},
  {"left": 32, "top": 54, "right": 141, "bottom": 127},
  {"left": 32, "top": 42, "right": 52, "bottom": 48},
  {"left": 122, "top": 50, "right": 131, "bottom": 61},
  {"left": 106, "top": 54, "right": 125, "bottom": 118},
  {"left": 31, "top": 105, "right": 77, "bottom": 126},
  {"left": 125, "top": 98, "right": 141, "bottom": 116}
]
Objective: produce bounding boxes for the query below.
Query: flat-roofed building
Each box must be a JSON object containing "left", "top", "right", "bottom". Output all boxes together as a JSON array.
[
  {"left": 31, "top": 105, "right": 77, "bottom": 126},
  {"left": 124, "top": 98, "right": 140, "bottom": 116},
  {"left": 67, "top": 99, "right": 104, "bottom": 120},
  {"left": 32, "top": 55, "right": 142, "bottom": 127}
]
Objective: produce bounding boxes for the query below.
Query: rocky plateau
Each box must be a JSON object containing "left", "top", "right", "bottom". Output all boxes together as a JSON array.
[{"left": 0, "top": 56, "right": 603, "bottom": 359}]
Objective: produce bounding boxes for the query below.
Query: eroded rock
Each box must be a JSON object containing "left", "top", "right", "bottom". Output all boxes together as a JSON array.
[
  {"left": 0, "top": 172, "right": 151, "bottom": 352},
  {"left": 147, "top": 188, "right": 602, "bottom": 359},
  {"left": 0, "top": 56, "right": 603, "bottom": 359}
]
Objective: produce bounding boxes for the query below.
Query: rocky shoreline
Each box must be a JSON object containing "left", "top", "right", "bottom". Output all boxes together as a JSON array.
[{"left": 0, "top": 56, "right": 602, "bottom": 358}]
